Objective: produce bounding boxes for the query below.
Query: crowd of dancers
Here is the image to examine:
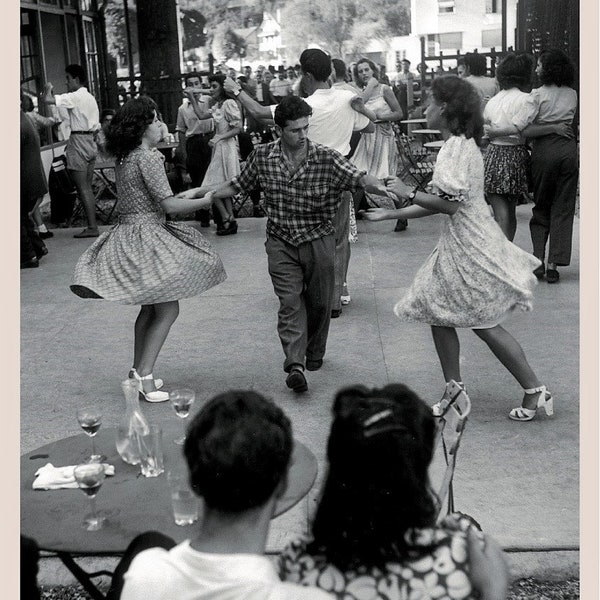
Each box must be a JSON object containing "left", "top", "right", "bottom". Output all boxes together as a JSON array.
[{"left": 21, "top": 44, "right": 579, "bottom": 600}]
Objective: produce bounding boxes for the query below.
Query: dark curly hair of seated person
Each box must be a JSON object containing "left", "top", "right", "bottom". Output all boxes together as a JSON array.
[
  {"left": 183, "top": 390, "right": 293, "bottom": 513},
  {"left": 431, "top": 75, "right": 484, "bottom": 145},
  {"left": 308, "top": 383, "right": 439, "bottom": 570},
  {"left": 106, "top": 96, "right": 158, "bottom": 161}
]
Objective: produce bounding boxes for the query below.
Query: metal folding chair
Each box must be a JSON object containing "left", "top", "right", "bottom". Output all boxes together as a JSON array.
[
  {"left": 393, "top": 124, "right": 436, "bottom": 191},
  {"left": 433, "top": 380, "right": 471, "bottom": 519}
]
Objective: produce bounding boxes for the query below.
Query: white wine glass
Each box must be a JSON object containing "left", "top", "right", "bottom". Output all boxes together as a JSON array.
[
  {"left": 169, "top": 389, "right": 195, "bottom": 445},
  {"left": 74, "top": 463, "right": 107, "bottom": 531},
  {"left": 76, "top": 407, "right": 106, "bottom": 463}
]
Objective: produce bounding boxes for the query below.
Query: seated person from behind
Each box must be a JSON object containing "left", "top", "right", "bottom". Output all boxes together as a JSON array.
[
  {"left": 118, "top": 390, "right": 334, "bottom": 600},
  {"left": 278, "top": 383, "right": 509, "bottom": 600}
]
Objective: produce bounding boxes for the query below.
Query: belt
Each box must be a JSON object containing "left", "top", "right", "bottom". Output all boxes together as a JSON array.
[
  {"left": 70, "top": 131, "right": 95, "bottom": 135},
  {"left": 188, "top": 131, "right": 213, "bottom": 138}
]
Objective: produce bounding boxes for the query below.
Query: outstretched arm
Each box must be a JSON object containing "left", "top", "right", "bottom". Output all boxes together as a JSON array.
[
  {"left": 223, "top": 77, "right": 274, "bottom": 125},
  {"left": 467, "top": 529, "right": 509, "bottom": 600}
]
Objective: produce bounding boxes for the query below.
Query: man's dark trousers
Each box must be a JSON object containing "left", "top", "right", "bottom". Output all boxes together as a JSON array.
[{"left": 266, "top": 234, "right": 335, "bottom": 372}]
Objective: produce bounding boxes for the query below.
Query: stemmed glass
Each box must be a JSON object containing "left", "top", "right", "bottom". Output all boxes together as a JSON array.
[
  {"left": 74, "top": 463, "right": 107, "bottom": 531},
  {"left": 76, "top": 407, "right": 106, "bottom": 463},
  {"left": 169, "top": 389, "right": 195, "bottom": 445}
]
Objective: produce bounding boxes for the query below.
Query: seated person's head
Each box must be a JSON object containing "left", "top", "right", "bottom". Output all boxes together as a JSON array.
[
  {"left": 309, "top": 383, "right": 437, "bottom": 570},
  {"left": 184, "top": 390, "right": 293, "bottom": 513},
  {"left": 464, "top": 53, "right": 487, "bottom": 77},
  {"left": 331, "top": 58, "right": 347, "bottom": 82},
  {"left": 299, "top": 48, "right": 332, "bottom": 83}
]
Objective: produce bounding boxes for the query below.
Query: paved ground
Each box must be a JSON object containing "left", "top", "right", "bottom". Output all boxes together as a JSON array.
[{"left": 21, "top": 204, "right": 579, "bottom": 585}]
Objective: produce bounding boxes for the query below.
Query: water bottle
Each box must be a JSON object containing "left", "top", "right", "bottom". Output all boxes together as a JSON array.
[{"left": 116, "top": 379, "right": 151, "bottom": 465}]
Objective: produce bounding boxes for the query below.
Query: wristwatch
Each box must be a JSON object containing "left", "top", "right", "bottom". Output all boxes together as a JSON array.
[
  {"left": 407, "top": 187, "right": 419, "bottom": 203},
  {"left": 232, "top": 87, "right": 241, "bottom": 97}
]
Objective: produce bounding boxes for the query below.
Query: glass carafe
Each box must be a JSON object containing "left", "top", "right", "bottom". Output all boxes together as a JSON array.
[{"left": 116, "top": 379, "right": 150, "bottom": 465}]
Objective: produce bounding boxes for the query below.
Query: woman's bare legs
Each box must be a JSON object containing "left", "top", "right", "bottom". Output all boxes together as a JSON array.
[
  {"left": 133, "top": 305, "right": 155, "bottom": 372},
  {"left": 136, "top": 301, "right": 180, "bottom": 392},
  {"left": 212, "top": 197, "right": 230, "bottom": 223},
  {"left": 487, "top": 193, "right": 516, "bottom": 241},
  {"left": 473, "top": 325, "right": 542, "bottom": 408},
  {"left": 431, "top": 325, "right": 462, "bottom": 383}
]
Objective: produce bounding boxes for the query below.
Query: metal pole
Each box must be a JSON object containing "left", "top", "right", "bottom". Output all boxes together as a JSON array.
[
  {"left": 123, "top": 0, "right": 135, "bottom": 96},
  {"left": 501, "top": 0, "right": 507, "bottom": 52}
]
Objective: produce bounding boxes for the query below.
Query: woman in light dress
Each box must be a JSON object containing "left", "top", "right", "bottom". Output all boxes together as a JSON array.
[
  {"left": 201, "top": 74, "right": 242, "bottom": 235},
  {"left": 71, "top": 97, "right": 226, "bottom": 402},
  {"left": 363, "top": 76, "right": 553, "bottom": 422}
]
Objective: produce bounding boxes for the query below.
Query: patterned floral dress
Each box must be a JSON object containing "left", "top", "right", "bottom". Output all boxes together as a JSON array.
[
  {"left": 70, "top": 147, "right": 226, "bottom": 305},
  {"left": 201, "top": 99, "right": 241, "bottom": 187},
  {"left": 394, "top": 135, "right": 540, "bottom": 328},
  {"left": 278, "top": 513, "right": 484, "bottom": 600}
]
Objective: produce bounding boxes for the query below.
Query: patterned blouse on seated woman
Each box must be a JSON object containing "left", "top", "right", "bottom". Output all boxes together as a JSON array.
[{"left": 278, "top": 384, "right": 509, "bottom": 600}]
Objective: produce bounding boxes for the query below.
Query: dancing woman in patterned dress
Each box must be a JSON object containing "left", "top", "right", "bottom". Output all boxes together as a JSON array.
[
  {"left": 363, "top": 76, "right": 553, "bottom": 422},
  {"left": 71, "top": 97, "right": 226, "bottom": 401}
]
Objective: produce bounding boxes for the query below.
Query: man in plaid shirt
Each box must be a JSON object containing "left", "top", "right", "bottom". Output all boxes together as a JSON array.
[{"left": 185, "top": 96, "right": 381, "bottom": 392}]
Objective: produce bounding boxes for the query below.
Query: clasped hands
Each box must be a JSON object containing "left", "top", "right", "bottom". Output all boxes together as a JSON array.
[{"left": 362, "top": 177, "right": 412, "bottom": 221}]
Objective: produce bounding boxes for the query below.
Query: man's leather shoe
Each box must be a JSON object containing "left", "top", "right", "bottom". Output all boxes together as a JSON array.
[
  {"left": 331, "top": 309, "right": 342, "bottom": 318},
  {"left": 21, "top": 257, "right": 39, "bottom": 269},
  {"left": 306, "top": 359, "right": 323, "bottom": 371},
  {"left": 286, "top": 368, "right": 308, "bottom": 393}
]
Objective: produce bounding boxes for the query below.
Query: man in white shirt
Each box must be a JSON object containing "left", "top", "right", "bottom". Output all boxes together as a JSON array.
[
  {"left": 42, "top": 64, "right": 100, "bottom": 238},
  {"left": 458, "top": 53, "right": 499, "bottom": 110},
  {"left": 222, "top": 50, "right": 375, "bottom": 322},
  {"left": 112, "top": 390, "right": 333, "bottom": 600},
  {"left": 176, "top": 74, "right": 215, "bottom": 228}
]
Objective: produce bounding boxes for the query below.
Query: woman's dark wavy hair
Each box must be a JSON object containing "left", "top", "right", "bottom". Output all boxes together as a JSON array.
[
  {"left": 308, "top": 383, "right": 438, "bottom": 570},
  {"left": 208, "top": 73, "right": 227, "bottom": 101},
  {"left": 538, "top": 49, "right": 575, "bottom": 87},
  {"left": 105, "top": 96, "right": 158, "bottom": 160},
  {"left": 353, "top": 58, "right": 379, "bottom": 88},
  {"left": 496, "top": 52, "right": 535, "bottom": 91},
  {"left": 431, "top": 75, "right": 484, "bottom": 145}
]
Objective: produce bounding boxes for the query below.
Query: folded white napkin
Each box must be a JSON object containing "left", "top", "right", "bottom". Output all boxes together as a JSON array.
[{"left": 32, "top": 463, "right": 115, "bottom": 490}]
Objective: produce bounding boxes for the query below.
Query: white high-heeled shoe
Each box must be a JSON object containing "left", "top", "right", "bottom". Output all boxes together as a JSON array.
[
  {"left": 133, "top": 371, "right": 169, "bottom": 403},
  {"left": 432, "top": 381, "right": 467, "bottom": 417},
  {"left": 129, "top": 368, "right": 163, "bottom": 390},
  {"left": 509, "top": 385, "right": 554, "bottom": 422}
]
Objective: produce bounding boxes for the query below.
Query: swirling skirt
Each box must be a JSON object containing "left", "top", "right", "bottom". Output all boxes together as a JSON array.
[
  {"left": 71, "top": 213, "right": 227, "bottom": 305},
  {"left": 484, "top": 144, "right": 530, "bottom": 196}
]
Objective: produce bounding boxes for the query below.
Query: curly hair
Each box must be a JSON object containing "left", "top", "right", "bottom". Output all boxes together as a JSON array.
[
  {"left": 463, "top": 52, "right": 487, "bottom": 76},
  {"left": 105, "top": 96, "right": 158, "bottom": 160},
  {"left": 496, "top": 52, "right": 535, "bottom": 91},
  {"left": 273, "top": 95, "right": 312, "bottom": 127},
  {"left": 431, "top": 75, "right": 484, "bottom": 145},
  {"left": 208, "top": 73, "right": 227, "bottom": 101},
  {"left": 183, "top": 390, "right": 292, "bottom": 513},
  {"left": 538, "top": 49, "right": 575, "bottom": 87},
  {"left": 308, "top": 383, "right": 438, "bottom": 570},
  {"left": 353, "top": 58, "right": 379, "bottom": 87}
]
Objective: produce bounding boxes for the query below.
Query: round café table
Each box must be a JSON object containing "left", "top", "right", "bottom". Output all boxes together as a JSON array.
[{"left": 21, "top": 426, "right": 318, "bottom": 598}]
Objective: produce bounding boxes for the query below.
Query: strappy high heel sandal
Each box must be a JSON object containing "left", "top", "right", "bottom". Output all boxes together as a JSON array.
[
  {"left": 509, "top": 385, "right": 554, "bottom": 421},
  {"left": 133, "top": 371, "right": 169, "bottom": 403},
  {"left": 432, "top": 381, "right": 467, "bottom": 417},
  {"left": 129, "top": 368, "right": 163, "bottom": 390}
]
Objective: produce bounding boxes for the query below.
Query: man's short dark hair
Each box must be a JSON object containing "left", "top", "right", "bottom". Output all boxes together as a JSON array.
[
  {"left": 65, "top": 64, "right": 87, "bottom": 84},
  {"left": 332, "top": 58, "right": 347, "bottom": 80},
  {"left": 274, "top": 95, "right": 313, "bottom": 128},
  {"left": 402, "top": 59, "right": 411, "bottom": 65},
  {"left": 184, "top": 73, "right": 200, "bottom": 86},
  {"left": 464, "top": 53, "right": 487, "bottom": 76},
  {"left": 300, "top": 48, "right": 332, "bottom": 82},
  {"left": 184, "top": 390, "right": 293, "bottom": 513}
]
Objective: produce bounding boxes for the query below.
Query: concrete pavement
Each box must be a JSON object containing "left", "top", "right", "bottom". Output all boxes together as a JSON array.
[{"left": 21, "top": 204, "right": 579, "bottom": 585}]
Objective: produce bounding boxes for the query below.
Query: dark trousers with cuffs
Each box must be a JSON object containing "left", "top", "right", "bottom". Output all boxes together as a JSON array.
[
  {"left": 529, "top": 135, "right": 578, "bottom": 266},
  {"left": 266, "top": 234, "right": 335, "bottom": 372}
]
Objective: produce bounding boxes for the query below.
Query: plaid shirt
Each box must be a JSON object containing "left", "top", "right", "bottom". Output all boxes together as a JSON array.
[{"left": 230, "top": 139, "right": 365, "bottom": 246}]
